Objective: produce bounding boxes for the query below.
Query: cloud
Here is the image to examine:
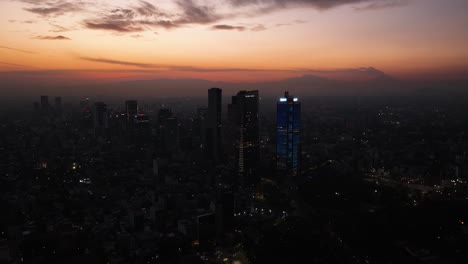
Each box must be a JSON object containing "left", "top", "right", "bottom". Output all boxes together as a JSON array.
[
  {"left": 33, "top": 35, "right": 71, "bottom": 40},
  {"left": 133, "top": 0, "right": 167, "bottom": 17},
  {"left": 14, "top": 0, "right": 410, "bottom": 36},
  {"left": 82, "top": 1, "right": 178, "bottom": 32},
  {"left": 226, "top": 0, "right": 405, "bottom": 10},
  {"left": 175, "top": 0, "right": 222, "bottom": 24},
  {"left": 354, "top": 0, "right": 409, "bottom": 11},
  {"left": 78, "top": 56, "right": 395, "bottom": 80},
  {"left": 211, "top": 24, "right": 246, "bottom": 31},
  {"left": 0, "top": 45, "right": 36, "bottom": 54},
  {"left": 23, "top": 1, "right": 85, "bottom": 17},
  {"left": 49, "top": 23, "right": 70, "bottom": 32},
  {"left": 79, "top": 57, "right": 161, "bottom": 68},
  {"left": 0, "top": 61, "right": 39, "bottom": 69},
  {"left": 84, "top": 20, "right": 145, "bottom": 32},
  {"left": 251, "top": 24, "right": 266, "bottom": 31},
  {"left": 79, "top": 56, "right": 290, "bottom": 71}
]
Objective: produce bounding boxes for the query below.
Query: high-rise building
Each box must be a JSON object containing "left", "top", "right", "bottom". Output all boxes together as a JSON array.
[
  {"left": 228, "top": 90, "right": 260, "bottom": 185},
  {"left": 54, "top": 96, "right": 62, "bottom": 109},
  {"left": 158, "top": 108, "right": 179, "bottom": 153},
  {"left": 93, "top": 102, "right": 108, "bottom": 131},
  {"left": 54, "top": 96, "right": 62, "bottom": 117},
  {"left": 196, "top": 212, "right": 216, "bottom": 249},
  {"left": 136, "top": 113, "right": 151, "bottom": 137},
  {"left": 215, "top": 189, "right": 235, "bottom": 235},
  {"left": 165, "top": 117, "right": 180, "bottom": 153},
  {"left": 207, "top": 88, "right": 222, "bottom": 162},
  {"left": 125, "top": 100, "right": 138, "bottom": 123},
  {"left": 158, "top": 108, "right": 172, "bottom": 124},
  {"left": 276, "top": 91, "right": 301, "bottom": 177},
  {"left": 196, "top": 108, "right": 208, "bottom": 149},
  {"left": 40, "top": 95, "right": 49, "bottom": 114}
]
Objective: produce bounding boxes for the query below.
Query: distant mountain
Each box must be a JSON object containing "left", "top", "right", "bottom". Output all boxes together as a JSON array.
[{"left": 1, "top": 68, "right": 467, "bottom": 97}]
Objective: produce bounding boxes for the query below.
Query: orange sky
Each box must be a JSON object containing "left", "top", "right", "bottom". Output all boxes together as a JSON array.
[{"left": 1, "top": 0, "right": 468, "bottom": 82}]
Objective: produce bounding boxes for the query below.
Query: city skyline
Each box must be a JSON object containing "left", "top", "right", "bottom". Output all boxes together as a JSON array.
[
  {"left": 1, "top": 0, "right": 468, "bottom": 92},
  {"left": 1, "top": 2, "right": 468, "bottom": 261},
  {"left": 2, "top": 87, "right": 468, "bottom": 263}
]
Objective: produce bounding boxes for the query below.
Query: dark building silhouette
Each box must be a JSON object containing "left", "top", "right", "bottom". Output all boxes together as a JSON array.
[
  {"left": 196, "top": 107, "right": 208, "bottom": 150},
  {"left": 207, "top": 88, "right": 222, "bottom": 162},
  {"left": 196, "top": 213, "right": 216, "bottom": 249},
  {"left": 40, "top": 95, "right": 49, "bottom": 114},
  {"left": 54, "top": 96, "right": 62, "bottom": 112},
  {"left": 125, "top": 100, "right": 138, "bottom": 124},
  {"left": 135, "top": 113, "right": 151, "bottom": 138},
  {"left": 276, "top": 91, "right": 301, "bottom": 177},
  {"left": 93, "top": 102, "right": 108, "bottom": 132},
  {"left": 165, "top": 117, "right": 180, "bottom": 153},
  {"left": 158, "top": 108, "right": 172, "bottom": 123},
  {"left": 33, "top": 102, "right": 39, "bottom": 112},
  {"left": 215, "top": 189, "right": 235, "bottom": 235},
  {"left": 158, "top": 108, "right": 179, "bottom": 154},
  {"left": 228, "top": 90, "right": 260, "bottom": 185}
]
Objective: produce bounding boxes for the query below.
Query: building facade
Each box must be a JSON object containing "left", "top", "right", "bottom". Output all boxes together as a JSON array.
[{"left": 277, "top": 91, "right": 301, "bottom": 177}]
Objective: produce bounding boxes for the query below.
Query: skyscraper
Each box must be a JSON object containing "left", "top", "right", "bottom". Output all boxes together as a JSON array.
[
  {"left": 125, "top": 100, "right": 138, "bottom": 123},
  {"left": 54, "top": 96, "right": 62, "bottom": 110},
  {"left": 54, "top": 96, "right": 62, "bottom": 118},
  {"left": 93, "top": 102, "right": 108, "bottom": 133},
  {"left": 158, "top": 108, "right": 179, "bottom": 154},
  {"left": 228, "top": 90, "right": 260, "bottom": 185},
  {"left": 207, "top": 88, "right": 222, "bottom": 162},
  {"left": 196, "top": 108, "right": 208, "bottom": 149},
  {"left": 276, "top": 91, "right": 301, "bottom": 177}
]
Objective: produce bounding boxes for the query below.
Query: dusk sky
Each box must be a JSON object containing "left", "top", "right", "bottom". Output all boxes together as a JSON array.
[{"left": 1, "top": 0, "right": 468, "bottom": 85}]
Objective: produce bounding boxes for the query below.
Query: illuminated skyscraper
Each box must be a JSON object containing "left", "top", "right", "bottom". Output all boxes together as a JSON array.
[
  {"left": 276, "top": 91, "right": 301, "bottom": 177},
  {"left": 228, "top": 90, "right": 260, "bottom": 185}
]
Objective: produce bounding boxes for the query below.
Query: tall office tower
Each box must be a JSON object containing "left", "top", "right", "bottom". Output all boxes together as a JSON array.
[
  {"left": 158, "top": 108, "right": 179, "bottom": 153},
  {"left": 228, "top": 90, "right": 260, "bottom": 185},
  {"left": 207, "top": 88, "right": 222, "bottom": 162},
  {"left": 215, "top": 189, "right": 235, "bottom": 235},
  {"left": 165, "top": 117, "right": 180, "bottom": 153},
  {"left": 158, "top": 108, "right": 172, "bottom": 125},
  {"left": 158, "top": 108, "right": 172, "bottom": 149},
  {"left": 93, "top": 102, "right": 108, "bottom": 132},
  {"left": 196, "top": 108, "right": 208, "bottom": 149},
  {"left": 276, "top": 91, "right": 301, "bottom": 177},
  {"left": 40, "top": 95, "right": 49, "bottom": 114},
  {"left": 125, "top": 100, "right": 138, "bottom": 123},
  {"left": 196, "top": 213, "right": 216, "bottom": 249},
  {"left": 136, "top": 114, "right": 150, "bottom": 133},
  {"left": 54, "top": 97, "right": 62, "bottom": 118}
]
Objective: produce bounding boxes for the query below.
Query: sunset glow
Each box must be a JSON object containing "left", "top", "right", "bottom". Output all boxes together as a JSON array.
[{"left": 1, "top": 0, "right": 468, "bottom": 85}]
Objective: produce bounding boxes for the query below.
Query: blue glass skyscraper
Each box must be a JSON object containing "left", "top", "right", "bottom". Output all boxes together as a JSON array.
[{"left": 277, "top": 91, "right": 301, "bottom": 177}]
